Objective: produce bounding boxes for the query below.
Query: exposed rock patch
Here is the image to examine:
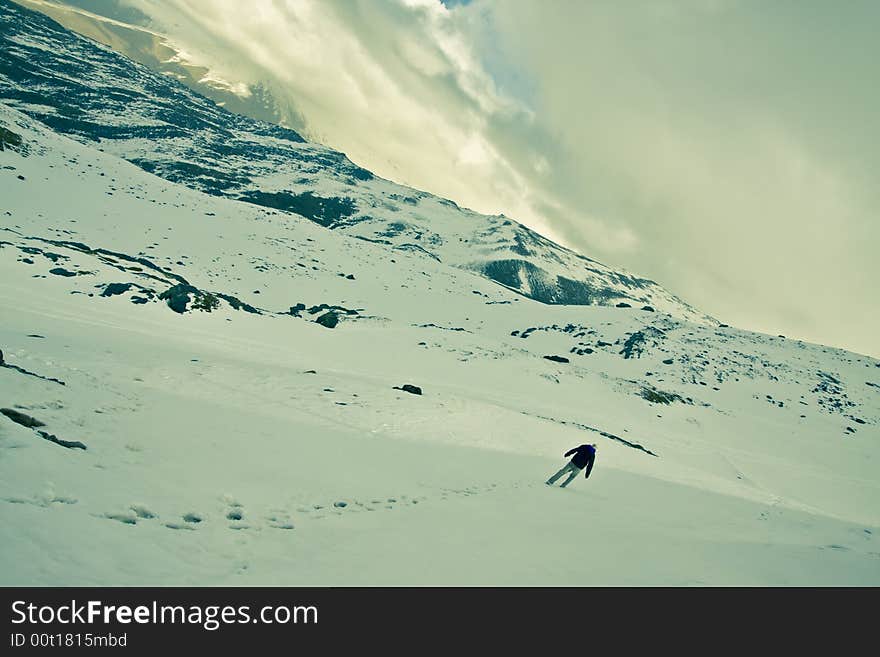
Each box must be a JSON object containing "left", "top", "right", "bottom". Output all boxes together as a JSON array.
[{"left": 393, "top": 384, "right": 422, "bottom": 395}]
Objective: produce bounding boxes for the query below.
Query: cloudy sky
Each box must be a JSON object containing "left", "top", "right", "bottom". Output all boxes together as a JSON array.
[{"left": 50, "top": 0, "right": 879, "bottom": 357}]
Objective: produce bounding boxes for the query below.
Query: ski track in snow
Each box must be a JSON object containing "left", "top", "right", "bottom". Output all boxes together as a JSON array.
[{"left": 81, "top": 482, "right": 515, "bottom": 532}]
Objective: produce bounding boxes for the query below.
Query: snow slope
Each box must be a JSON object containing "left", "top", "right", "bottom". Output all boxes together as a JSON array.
[
  {"left": 1, "top": 101, "right": 878, "bottom": 585},
  {"left": 0, "top": 0, "right": 706, "bottom": 320}
]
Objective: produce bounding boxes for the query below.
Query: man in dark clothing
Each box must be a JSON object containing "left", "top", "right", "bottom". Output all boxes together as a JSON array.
[{"left": 545, "top": 444, "right": 596, "bottom": 488}]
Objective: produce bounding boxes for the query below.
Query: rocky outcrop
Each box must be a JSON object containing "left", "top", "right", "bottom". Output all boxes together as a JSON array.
[
  {"left": 619, "top": 327, "right": 666, "bottom": 359},
  {"left": 639, "top": 386, "right": 687, "bottom": 405},
  {"left": 315, "top": 311, "right": 339, "bottom": 329},
  {"left": 0, "top": 125, "right": 23, "bottom": 151},
  {"left": 37, "top": 430, "right": 87, "bottom": 450},
  {"left": 0, "top": 408, "right": 85, "bottom": 449},
  {"left": 1, "top": 408, "right": 45, "bottom": 428},
  {"left": 101, "top": 282, "right": 134, "bottom": 297},
  {"left": 159, "top": 284, "right": 201, "bottom": 313}
]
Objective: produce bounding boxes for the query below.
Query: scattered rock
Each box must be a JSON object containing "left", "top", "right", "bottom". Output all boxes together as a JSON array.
[
  {"left": 416, "top": 323, "right": 468, "bottom": 332},
  {"left": 215, "top": 293, "right": 260, "bottom": 314},
  {"left": 1, "top": 407, "right": 45, "bottom": 428},
  {"left": 393, "top": 384, "right": 422, "bottom": 395},
  {"left": 49, "top": 267, "right": 77, "bottom": 277},
  {"left": 190, "top": 292, "right": 220, "bottom": 312},
  {"left": 620, "top": 327, "right": 666, "bottom": 359},
  {"left": 159, "top": 284, "right": 221, "bottom": 313},
  {"left": 0, "top": 360, "right": 65, "bottom": 385},
  {"left": 1, "top": 407, "right": 86, "bottom": 448},
  {"left": 101, "top": 282, "right": 133, "bottom": 297},
  {"left": 308, "top": 303, "right": 359, "bottom": 316},
  {"left": 0, "top": 126, "right": 24, "bottom": 151},
  {"left": 639, "top": 387, "right": 686, "bottom": 405},
  {"left": 37, "top": 430, "right": 87, "bottom": 450},
  {"left": 158, "top": 283, "right": 198, "bottom": 313},
  {"left": 316, "top": 311, "right": 339, "bottom": 328}
]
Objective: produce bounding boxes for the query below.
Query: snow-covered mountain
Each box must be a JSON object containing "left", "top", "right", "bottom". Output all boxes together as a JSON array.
[
  {"left": 12, "top": 0, "right": 298, "bottom": 131},
  {"left": 0, "top": 0, "right": 706, "bottom": 320},
  {"left": 1, "top": 0, "right": 878, "bottom": 585}
]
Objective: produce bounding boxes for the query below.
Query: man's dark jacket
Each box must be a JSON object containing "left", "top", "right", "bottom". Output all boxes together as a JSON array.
[{"left": 564, "top": 444, "right": 596, "bottom": 478}]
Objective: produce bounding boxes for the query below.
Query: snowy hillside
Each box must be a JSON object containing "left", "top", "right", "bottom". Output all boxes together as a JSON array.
[
  {"left": 1, "top": 1, "right": 878, "bottom": 586},
  {"left": 2, "top": 104, "right": 879, "bottom": 585},
  {"left": 0, "top": 0, "right": 705, "bottom": 320}
]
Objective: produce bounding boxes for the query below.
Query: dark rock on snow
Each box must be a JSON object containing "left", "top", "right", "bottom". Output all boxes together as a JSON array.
[
  {"left": 316, "top": 311, "right": 339, "bottom": 328},
  {"left": 308, "top": 303, "right": 359, "bottom": 316},
  {"left": 159, "top": 283, "right": 199, "bottom": 313},
  {"left": 2, "top": 408, "right": 87, "bottom": 450},
  {"left": 101, "top": 282, "right": 134, "bottom": 297},
  {"left": 1, "top": 407, "right": 46, "bottom": 428},
  {"left": 394, "top": 384, "right": 422, "bottom": 395},
  {"left": 639, "top": 387, "right": 685, "bottom": 405},
  {"left": 37, "top": 430, "right": 87, "bottom": 450},
  {"left": 0, "top": 125, "right": 24, "bottom": 151},
  {"left": 215, "top": 293, "right": 260, "bottom": 314}
]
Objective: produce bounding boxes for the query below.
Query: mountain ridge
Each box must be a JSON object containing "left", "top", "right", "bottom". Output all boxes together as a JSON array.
[{"left": 0, "top": 0, "right": 708, "bottom": 322}]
